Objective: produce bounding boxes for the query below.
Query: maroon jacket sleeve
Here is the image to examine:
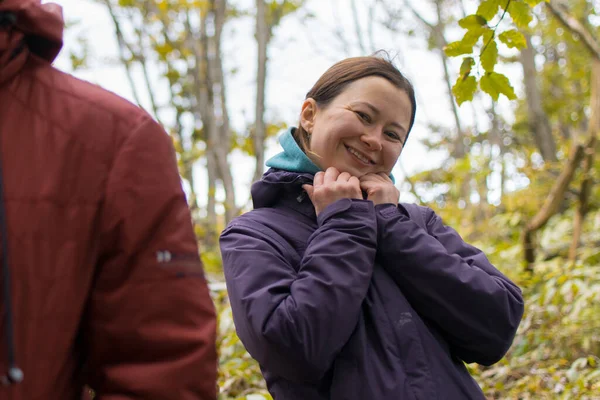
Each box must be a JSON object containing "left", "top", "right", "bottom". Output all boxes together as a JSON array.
[
  {"left": 375, "top": 204, "right": 524, "bottom": 366},
  {"left": 85, "top": 116, "right": 217, "bottom": 399}
]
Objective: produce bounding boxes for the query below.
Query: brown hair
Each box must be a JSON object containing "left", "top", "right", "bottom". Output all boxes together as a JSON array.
[{"left": 294, "top": 53, "right": 417, "bottom": 154}]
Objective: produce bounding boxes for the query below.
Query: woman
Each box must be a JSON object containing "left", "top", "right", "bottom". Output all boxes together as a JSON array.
[{"left": 220, "top": 55, "right": 524, "bottom": 399}]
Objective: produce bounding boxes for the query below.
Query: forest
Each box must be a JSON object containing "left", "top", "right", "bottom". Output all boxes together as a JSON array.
[{"left": 60, "top": 0, "right": 600, "bottom": 398}]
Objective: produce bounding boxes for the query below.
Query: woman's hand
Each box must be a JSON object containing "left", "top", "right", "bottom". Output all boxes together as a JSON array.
[
  {"left": 302, "top": 167, "right": 362, "bottom": 216},
  {"left": 359, "top": 173, "right": 400, "bottom": 206}
]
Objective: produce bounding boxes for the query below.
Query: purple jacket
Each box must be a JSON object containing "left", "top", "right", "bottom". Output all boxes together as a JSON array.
[{"left": 220, "top": 169, "right": 524, "bottom": 399}]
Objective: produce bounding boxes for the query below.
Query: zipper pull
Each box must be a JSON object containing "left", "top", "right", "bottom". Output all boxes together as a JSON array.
[{"left": 296, "top": 190, "right": 307, "bottom": 203}]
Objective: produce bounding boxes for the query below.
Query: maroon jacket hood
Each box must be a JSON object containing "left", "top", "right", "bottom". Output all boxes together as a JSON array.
[{"left": 0, "top": 0, "right": 63, "bottom": 62}]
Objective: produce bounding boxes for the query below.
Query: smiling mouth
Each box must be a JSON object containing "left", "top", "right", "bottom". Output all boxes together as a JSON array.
[{"left": 345, "top": 145, "right": 374, "bottom": 165}]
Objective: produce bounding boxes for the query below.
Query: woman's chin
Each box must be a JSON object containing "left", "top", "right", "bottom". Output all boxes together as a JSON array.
[
  {"left": 332, "top": 164, "right": 368, "bottom": 177},
  {"left": 323, "top": 161, "right": 387, "bottom": 177}
]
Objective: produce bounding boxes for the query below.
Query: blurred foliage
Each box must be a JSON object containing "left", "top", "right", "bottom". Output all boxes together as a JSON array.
[
  {"left": 213, "top": 290, "right": 272, "bottom": 400},
  {"left": 447, "top": 195, "right": 600, "bottom": 398}
]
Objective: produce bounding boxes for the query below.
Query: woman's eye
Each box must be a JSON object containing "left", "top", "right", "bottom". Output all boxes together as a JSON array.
[
  {"left": 357, "top": 111, "right": 371, "bottom": 122},
  {"left": 385, "top": 131, "right": 401, "bottom": 141}
]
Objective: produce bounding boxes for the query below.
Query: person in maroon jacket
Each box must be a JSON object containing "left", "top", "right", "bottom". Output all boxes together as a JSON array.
[
  {"left": 220, "top": 55, "right": 524, "bottom": 399},
  {"left": 0, "top": 1, "right": 217, "bottom": 398}
]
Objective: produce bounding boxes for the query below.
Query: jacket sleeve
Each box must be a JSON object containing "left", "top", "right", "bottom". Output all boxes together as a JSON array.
[
  {"left": 219, "top": 199, "right": 377, "bottom": 383},
  {"left": 375, "top": 204, "right": 524, "bottom": 366},
  {"left": 85, "top": 116, "right": 218, "bottom": 400}
]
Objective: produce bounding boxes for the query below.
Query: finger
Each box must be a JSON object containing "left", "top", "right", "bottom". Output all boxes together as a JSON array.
[
  {"left": 377, "top": 172, "right": 393, "bottom": 182},
  {"left": 314, "top": 171, "right": 324, "bottom": 187},
  {"left": 359, "top": 179, "right": 377, "bottom": 191},
  {"left": 349, "top": 176, "right": 361, "bottom": 189},
  {"left": 338, "top": 172, "right": 352, "bottom": 182},
  {"left": 302, "top": 184, "right": 314, "bottom": 200},
  {"left": 348, "top": 176, "right": 362, "bottom": 198},
  {"left": 324, "top": 167, "right": 339, "bottom": 184},
  {"left": 358, "top": 180, "right": 375, "bottom": 200},
  {"left": 358, "top": 174, "right": 381, "bottom": 183},
  {"left": 368, "top": 173, "right": 389, "bottom": 182}
]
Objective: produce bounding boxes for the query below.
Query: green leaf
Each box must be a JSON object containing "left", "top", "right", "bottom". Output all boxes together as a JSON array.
[
  {"left": 483, "top": 28, "right": 495, "bottom": 44},
  {"left": 459, "top": 15, "right": 487, "bottom": 30},
  {"left": 460, "top": 57, "right": 475, "bottom": 78},
  {"left": 445, "top": 24, "right": 492, "bottom": 58},
  {"left": 462, "top": 26, "right": 488, "bottom": 48},
  {"left": 522, "top": 0, "right": 543, "bottom": 6},
  {"left": 452, "top": 75, "right": 478, "bottom": 105},
  {"left": 498, "top": 29, "right": 528, "bottom": 49},
  {"left": 480, "top": 72, "right": 517, "bottom": 101},
  {"left": 507, "top": 0, "right": 533, "bottom": 29},
  {"left": 481, "top": 39, "right": 498, "bottom": 72},
  {"left": 476, "top": 0, "right": 501, "bottom": 22},
  {"left": 444, "top": 40, "right": 474, "bottom": 57}
]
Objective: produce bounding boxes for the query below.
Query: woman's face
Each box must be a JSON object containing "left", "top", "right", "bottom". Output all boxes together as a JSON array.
[{"left": 301, "top": 76, "right": 412, "bottom": 178}]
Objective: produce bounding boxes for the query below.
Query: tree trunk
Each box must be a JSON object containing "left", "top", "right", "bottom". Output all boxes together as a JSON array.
[
  {"left": 205, "top": 152, "right": 218, "bottom": 248},
  {"left": 211, "top": 0, "right": 237, "bottom": 223},
  {"left": 252, "top": 0, "right": 268, "bottom": 185},
  {"left": 486, "top": 101, "right": 504, "bottom": 211},
  {"left": 520, "top": 33, "right": 557, "bottom": 162},
  {"left": 194, "top": 8, "right": 219, "bottom": 245},
  {"left": 174, "top": 109, "right": 200, "bottom": 218},
  {"left": 569, "top": 59, "right": 600, "bottom": 261}
]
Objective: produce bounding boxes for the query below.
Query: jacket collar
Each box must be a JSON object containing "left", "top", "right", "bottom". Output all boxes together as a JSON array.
[{"left": 251, "top": 169, "right": 316, "bottom": 219}]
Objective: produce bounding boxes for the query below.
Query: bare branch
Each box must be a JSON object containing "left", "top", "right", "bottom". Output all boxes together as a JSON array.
[
  {"left": 101, "top": 0, "right": 143, "bottom": 107},
  {"left": 401, "top": 0, "right": 434, "bottom": 30},
  {"left": 525, "top": 144, "right": 585, "bottom": 233},
  {"left": 523, "top": 141, "right": 586, "bottom": 267},
  {"left": 133, "top": 17, "right": 164, "bottom": 126},
  {"left": 350, "top": 0, "right": 367, "bottom": 53},
  {"left": 546, "top": 0, "right": 600, "bottom": 60},
  {"left": 433, "top": 0, "right": 465, "bottom": 158},
  {"left": 367, "top": 2, "right": 376, "bottom": 53},
  {"left": 329, "top": 0, "right": 351, "bottom": 56},
  {"left": 397, "top": 161, "right": 426, "bottom": 204}
]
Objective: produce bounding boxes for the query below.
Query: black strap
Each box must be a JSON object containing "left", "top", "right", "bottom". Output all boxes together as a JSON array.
[{"left": 0, "top": 131, "right": 23, "bottom": 386}]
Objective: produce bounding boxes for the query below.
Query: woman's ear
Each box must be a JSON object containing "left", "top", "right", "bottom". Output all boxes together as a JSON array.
[{"left": 300, "top": 98, "right": 318, "bottom": 133}]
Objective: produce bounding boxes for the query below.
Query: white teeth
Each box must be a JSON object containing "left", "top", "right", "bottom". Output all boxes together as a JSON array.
[{"left": 347, "top": 146, "right": 370, "bottom": 164}]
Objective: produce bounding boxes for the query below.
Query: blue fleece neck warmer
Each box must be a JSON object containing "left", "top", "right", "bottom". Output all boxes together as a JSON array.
[
  {"left": 266, "top": 128, "right": 321, "bottom": 174},
  {"left": 266, "top": 127, "right": 395, "bottom": 183}
]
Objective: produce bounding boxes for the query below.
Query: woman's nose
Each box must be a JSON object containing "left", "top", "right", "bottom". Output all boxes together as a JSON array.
[{"left": 360, "top": 131, "right": 383, "bottom": 151}]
